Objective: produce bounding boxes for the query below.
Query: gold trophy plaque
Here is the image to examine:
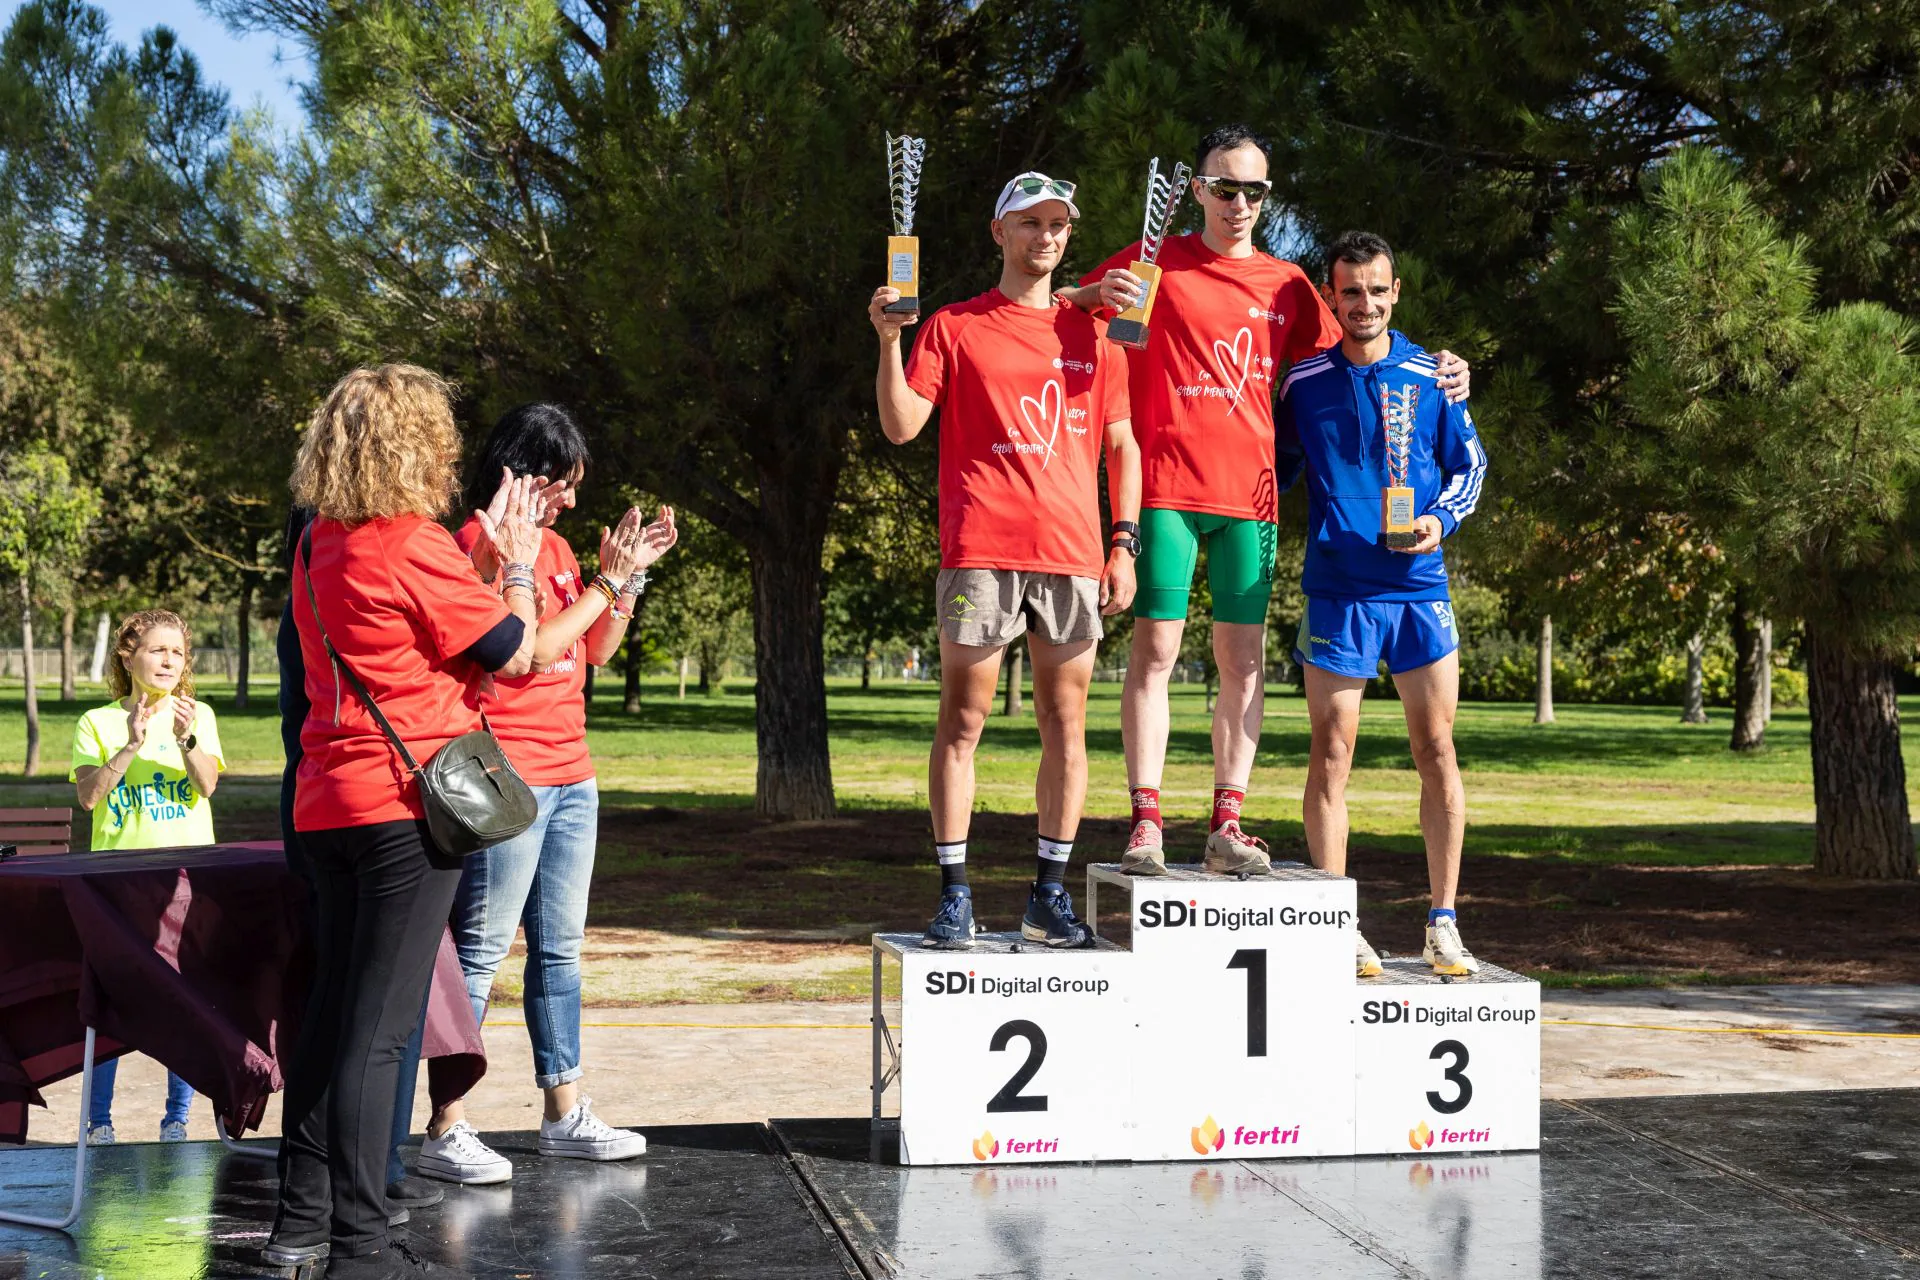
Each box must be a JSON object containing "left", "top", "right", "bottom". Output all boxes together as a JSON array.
[
  {"left": 1381, "top": 383, "right": 1420, "bottom": 549},
  {"left": 1108, "top": 156, "right": 1192, "bottom": 350},
  {"left": 885, "top": 133, "right": 927, "bottom": 317}
]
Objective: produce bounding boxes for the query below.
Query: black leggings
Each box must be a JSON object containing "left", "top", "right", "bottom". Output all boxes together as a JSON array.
[{"left": 275, "top": 819, "right": 460, "bottom": 1255}]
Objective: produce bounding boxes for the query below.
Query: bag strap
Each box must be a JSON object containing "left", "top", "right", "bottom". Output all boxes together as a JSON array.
[{"left": 301, "top": 524, "right": 423, "bottom": 777}]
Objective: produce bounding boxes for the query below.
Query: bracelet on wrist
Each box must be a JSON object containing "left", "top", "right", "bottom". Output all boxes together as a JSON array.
[{"left": 621, "top": 570, "right": 649, "bottom": 598}]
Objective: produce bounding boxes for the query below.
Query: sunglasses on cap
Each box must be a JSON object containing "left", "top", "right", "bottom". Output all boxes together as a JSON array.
[
  {"left": 1196, "top": 176, "right": 1272, "bottom": 203},
  {"left": 1007, "top": 175, "right": 1078, "bottom": 200}
]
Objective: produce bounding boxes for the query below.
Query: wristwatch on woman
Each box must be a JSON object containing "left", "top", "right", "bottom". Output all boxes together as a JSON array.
[
  {"left": 181, "top": 734, "right": 198, "bottom": 753},
  {"left": 1109, "top": 520, "right": 1142, "bottom": 558}
]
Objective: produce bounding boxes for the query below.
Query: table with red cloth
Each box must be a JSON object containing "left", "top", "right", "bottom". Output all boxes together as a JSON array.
[{"left": 0, "top": 841, "right": 485, "bottom": 1145}]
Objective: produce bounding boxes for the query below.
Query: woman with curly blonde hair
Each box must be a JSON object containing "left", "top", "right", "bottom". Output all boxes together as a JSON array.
[
  {"left": 70, "top": 607, "right": 226, "bottom": 1144},
  {"left": 269, "top": 363, "right": 542, "bottom": 1280}
]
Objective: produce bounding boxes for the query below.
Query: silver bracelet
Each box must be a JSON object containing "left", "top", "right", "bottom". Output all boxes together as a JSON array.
[{"left": 621, "top": 570, "right": 649, "bottom": 598}]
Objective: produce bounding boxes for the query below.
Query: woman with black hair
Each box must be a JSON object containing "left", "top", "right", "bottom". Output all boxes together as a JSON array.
[{"left": 418, "top": 402, "right": 678, "bottom": 1186}]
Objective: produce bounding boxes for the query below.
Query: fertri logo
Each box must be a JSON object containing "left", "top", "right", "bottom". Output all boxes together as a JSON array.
[
  {"left": 972, "top": 1130, "right": 999, "bottom": 1160},
  {"left": 1191, "top": 1116, "right": 1225, "bottom": 1155},
  {"left": 1409, "top": 1121, "right": 1492, "bottom": 1151},
  {"left": 1139, "top": 899, "right": 1352, "bottom": 930},
  {"left": 972, "top": 1129, "right": 1058, "bottom": 1160}
]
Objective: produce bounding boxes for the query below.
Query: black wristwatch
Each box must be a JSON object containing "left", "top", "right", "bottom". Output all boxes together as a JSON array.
[
  {"left": 1109, "top": 520, "right": 1142, "bottom": 558},
  {"left": 181, "top": 734, "right": 198, "bottom": 753}
]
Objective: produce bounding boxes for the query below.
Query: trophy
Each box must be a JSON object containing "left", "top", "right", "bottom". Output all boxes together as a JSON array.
[
  {"left": 885, "top": 132, "right": 928, "bottom": 317},
  {"left": 1107, "top": 156, "right": 1192, "bottom": 350},
  {"left": 1380, "top": 384, "right": 1420, "bottom": 548}
]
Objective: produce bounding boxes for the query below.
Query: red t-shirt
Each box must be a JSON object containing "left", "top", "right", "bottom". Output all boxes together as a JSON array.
[
  {"left": 904, "top": 290, "right": 1131, "bottom": 578},
  {"left": 1084, "top": 235, "right": 1340, "bottom": 520},
  {"left": 453, "top": 519, "right": 594, "bottom": 786},
  {"left": 293, "top": 515, "right": 512, "bottom": 831}
]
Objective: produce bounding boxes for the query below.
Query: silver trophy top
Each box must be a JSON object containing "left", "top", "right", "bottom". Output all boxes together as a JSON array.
[
  {"left": 887, "top": 133, "right": 928, "bottom": 237},
  {"left": 1382, "top": 384, "right": 1420, "bottom": 486},
  {"left": 1137, "top": 157, "right": 1194, "bottom": 265}
]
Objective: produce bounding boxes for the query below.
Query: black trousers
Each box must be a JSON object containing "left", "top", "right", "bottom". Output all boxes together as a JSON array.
[{"left": 274, "top": 819, "right": 460, "bottom": 1254}]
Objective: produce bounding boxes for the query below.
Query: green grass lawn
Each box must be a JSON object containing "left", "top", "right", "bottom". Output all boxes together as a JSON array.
[{"left": 3, "top": 675, "right": 1914, "bottom": 869}]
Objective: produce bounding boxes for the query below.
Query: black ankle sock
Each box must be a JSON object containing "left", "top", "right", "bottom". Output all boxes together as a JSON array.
[
  {"left": 936, "top": 841, "right": 968, "bottom": 891},
  {"left": 1035, "top": 834, "right": 1071, "bottom": 890}
]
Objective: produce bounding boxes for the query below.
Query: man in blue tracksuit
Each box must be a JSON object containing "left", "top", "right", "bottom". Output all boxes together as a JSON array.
[{"left": 1276, "top": 230, "right": 1488, "bottom": 979}]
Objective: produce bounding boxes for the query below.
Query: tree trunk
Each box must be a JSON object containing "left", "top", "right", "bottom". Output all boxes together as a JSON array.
[
  {"left": 1680, "top": 632, "right": 1708, "bottom": 724},
  {"left": 1004, "top": 643, "right": 1023, "bottom": 716},
  {"left": 861, "top": 646, "right": 872, "bottom": 691},
  {"left": 233, "top": 580, "right": 255, "bottom": 711},
  {"left": 624, "top": 635, "right": 643, "bottom": 714},
  {"left": 1806, "top": 629, "right": 1914, "bottom": 879},
  {"left": 697, "top": 642, "right": 713, "bottom": 694},
  {"left": 677, "top": 654, "right": 689, "bottom": 701},
  {"left": 20, "top": 577, "right": 40, "bottom": 776},
  {"left": 746, "top": 514, "right": 836, "bottom": 821},
  {"left": 1759, "top": 618, "right": 1774, "bottom": 724},
  {"left": 1533, "top": 614, "right": 1555, "bottom": 725},
  {"left": 60, "top": 603, "right": 76, "bottom": 702},
  {"left": 89, "top": 611, "right": 109, "bottom": 682},
  {"left": 1729, "top": 589, "right": 1765, "bottom": 752}
]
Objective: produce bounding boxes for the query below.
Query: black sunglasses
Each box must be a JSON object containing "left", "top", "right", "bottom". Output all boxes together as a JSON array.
[{"left": 1196, "top": 176, "right": 1272, "bottom": 203}]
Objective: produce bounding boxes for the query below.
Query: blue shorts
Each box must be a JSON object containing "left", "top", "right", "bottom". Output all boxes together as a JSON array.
[{"left": 1293, "top": 597, "right": 1459, "bottom": 679}]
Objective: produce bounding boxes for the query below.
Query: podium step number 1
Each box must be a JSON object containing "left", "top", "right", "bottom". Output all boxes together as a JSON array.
[{"left": 871, "top": 863, "right": 1539, "bottom": 1166}]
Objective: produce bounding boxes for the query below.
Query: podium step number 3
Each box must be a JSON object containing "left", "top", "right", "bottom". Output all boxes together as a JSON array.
[{"left": 871, "top": 864, "right": 1539, "bottom": 1167}]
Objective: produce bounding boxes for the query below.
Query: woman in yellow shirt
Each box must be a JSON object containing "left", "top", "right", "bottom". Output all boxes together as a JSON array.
[{"left": 69, "top": 609, "right": 226, "bottom": 1143}]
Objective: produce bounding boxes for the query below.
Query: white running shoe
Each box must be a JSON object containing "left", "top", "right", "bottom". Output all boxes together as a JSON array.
[
  {"left": 418, "top": 1120, "right": 514, "bottom": 1185},
  {"left": 1424, "top": 917, "right": 1481, "bottom": 976},
  {"left": 538, "top": 1097, "right": 646, "bottom": 1161},
  {"left": 159, "top": 1120, "right": 189, "bottom": 1142},
  {"left": 1119, "top": 820, "right": 1167, "bottom": 876},
  {"left": 86, "top": 1123, "right": 115, "bottom": 1146},
  {"left": 1356, "top": 933, "right": 1384, "bottom": 978}
]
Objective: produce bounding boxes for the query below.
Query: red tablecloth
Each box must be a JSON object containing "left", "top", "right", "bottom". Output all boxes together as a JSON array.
[{"left": 0, "top": 841, "right": 485, "bottom": 1144}]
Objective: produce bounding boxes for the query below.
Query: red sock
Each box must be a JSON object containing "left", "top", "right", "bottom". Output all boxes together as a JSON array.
[
  {"left": 1130, "top": 786, "right": 1162, "bottom": 830},
  {"left": 1211, "top": 785, "right": 1245, "bottom": 832}
]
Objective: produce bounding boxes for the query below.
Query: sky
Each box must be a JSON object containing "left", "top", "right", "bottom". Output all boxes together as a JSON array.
[{"left": 8, "top": 0, "right": 309, "bottom": 128}]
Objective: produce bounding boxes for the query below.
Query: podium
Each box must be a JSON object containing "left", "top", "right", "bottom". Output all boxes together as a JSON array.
[{"left": 871, "top": 863, "right": 1539, "bottom": 1166}]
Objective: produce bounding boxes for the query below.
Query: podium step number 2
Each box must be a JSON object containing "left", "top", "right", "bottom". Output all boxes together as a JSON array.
[{"left": 871, "top": 863, "right": 1539, "bottom": 1166}]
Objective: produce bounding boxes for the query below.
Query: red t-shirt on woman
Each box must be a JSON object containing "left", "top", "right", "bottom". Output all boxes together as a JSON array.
[
  {"left": 452, "top": 519, "right": 595, "bottom": 786},
  {"left": 293, "top": 515, "right": 512, "bottom": 831}
]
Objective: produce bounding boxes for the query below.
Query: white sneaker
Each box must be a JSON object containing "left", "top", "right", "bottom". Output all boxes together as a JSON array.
[
  {"left": 87, "top": 1123, "right": 115, "bottom": 1146},
  {"left": 418, "top": 1120, "right": 513, "bottom": 1184},
  {"left": 1424, "top": 917, "right": 1481, "bottom": 976},
  {"left": 1356, "top": 933, "right": 1384, "bottom": 978},
  {"left": 539, "top": 1097, "right": 646, "bottom": 1161},
  {"left": 159, "top": 1120, "right": 188, "bottom": 1142}
]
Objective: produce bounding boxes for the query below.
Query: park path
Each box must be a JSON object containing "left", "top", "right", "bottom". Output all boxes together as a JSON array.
[{"left": 26, "top": 985, "right": 1920, "bottom": 1148}]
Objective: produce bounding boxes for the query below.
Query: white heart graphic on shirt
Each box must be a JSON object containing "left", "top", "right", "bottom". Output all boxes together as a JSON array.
[
  {"left": 1018, "top": 379, "right": 1063, "bottom": 471},
  {"left": 1212, "top": 327, "right": 1255, "bottom": 416}
]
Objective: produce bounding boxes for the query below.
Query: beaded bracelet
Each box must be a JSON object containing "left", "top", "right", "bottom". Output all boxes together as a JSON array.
[{"left": 589, "top": 576, "right": 619, "bottom": 609}]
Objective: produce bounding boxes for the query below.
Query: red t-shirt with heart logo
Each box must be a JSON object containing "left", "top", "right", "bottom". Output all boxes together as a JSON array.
[
  {"left": 903, "top": 290, "right": 1130, "bottom": 579},
  {"left": 1084, "top": 234, "right": 1340, "bottom": 521}
]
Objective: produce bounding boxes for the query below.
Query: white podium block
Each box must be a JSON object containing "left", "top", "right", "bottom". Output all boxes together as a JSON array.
[
  {"left": 1352, "top": 957, "right": 1541, "bottom": 1156},
  {"left": 1087, "top": 863, "right": 1359, "bottom": 1161},
  {"left": 872, "top": 932, "right": 1133, "bottom": 1166}
]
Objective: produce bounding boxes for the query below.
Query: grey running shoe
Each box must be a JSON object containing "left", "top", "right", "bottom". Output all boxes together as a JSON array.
[
  {"left": 1119, "top": 820, "right": 1167, "bottom": 876},
  {"left": 86, "top": 1123, "right": 115, "bottom": 1146},
  {"left": 1357, "top": 933, "right": 1384, "bottom": 978},
  {"left": 159, "top": 1120, "right": 188, "bottom": 1142},
  {"left": 1424, "top": 917, "right": 1481, "bottom": 976},
  {"left": 1203, "top": 821, "right": 1272, "bottom": 875}
]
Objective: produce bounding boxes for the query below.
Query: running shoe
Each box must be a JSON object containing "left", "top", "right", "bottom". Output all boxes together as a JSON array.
[
  {"left": 1021, "top": 885, "right": 1094, "bottom": 949},
  {"left": 921, "top": 885, "right": 978, "bottom": 950},
  {"left": 86, "top": 1123, "right": 115, "bottom": 1146},
  {"left": 1203, "top": 821, "right": 1272, "bottom": 876},
  {"left": 1424, "top": 917, "right": 1481, "bottom": 976},
  {"left": 159, "top": 1120, "right": 188, "bottom": 1142},
  {"left": 1119, "top": 820, "right": 1167, "bottom": 876},
  {"left": 418, "top": 1120, "right": 513, "bottom": 1185},
  {"left": 1356, "top": 933, "right": 1384, "bottom": 978},
  {"left": 539, "top": 1097, "right": 646, "bottom": 1161}
]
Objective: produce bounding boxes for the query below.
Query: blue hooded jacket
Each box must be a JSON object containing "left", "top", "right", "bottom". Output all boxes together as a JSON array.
[{"left": 1275, "top": 331, "right": 1487, "bottom": 601}]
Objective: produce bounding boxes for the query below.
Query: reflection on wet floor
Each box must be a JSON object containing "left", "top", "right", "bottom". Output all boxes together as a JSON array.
[{"left": 6, "top": 1094, "right": 1920, "bottom": 1279}]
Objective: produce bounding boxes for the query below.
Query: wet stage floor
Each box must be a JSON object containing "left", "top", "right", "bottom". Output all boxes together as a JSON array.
[{"left": 4, "top": 1091, "right": 1918, "bottom": 1278}]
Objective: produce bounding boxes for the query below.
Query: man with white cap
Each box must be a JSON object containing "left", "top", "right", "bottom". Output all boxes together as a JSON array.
[{"left": 869, "top": 172, "right": 1142, "bottom": 949}]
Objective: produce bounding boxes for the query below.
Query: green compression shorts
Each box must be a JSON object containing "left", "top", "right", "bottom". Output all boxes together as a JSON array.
[{"left": 1135, "top": 508, "right": 1277, "bottom": 625}]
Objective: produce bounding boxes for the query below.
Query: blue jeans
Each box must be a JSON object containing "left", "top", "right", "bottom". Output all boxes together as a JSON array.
[
  {"left": 450, "top": 779, "right": 597, "bottom": 1089},
  {"left": 89, "top": 1055, "right": 193, "bottom": 1130}
]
